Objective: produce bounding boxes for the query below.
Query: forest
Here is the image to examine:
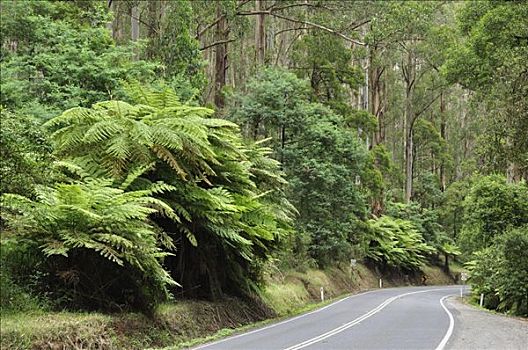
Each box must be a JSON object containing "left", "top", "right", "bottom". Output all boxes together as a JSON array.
[{"left": 0, "top": 1, "right": 527, "bottom": 346}]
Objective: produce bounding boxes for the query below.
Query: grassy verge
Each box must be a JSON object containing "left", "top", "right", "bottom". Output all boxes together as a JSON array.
[
  {"left": 1, "top": 264, "right": 456, "bottom": 349},
  {"left": 1, "top": 298, "right": 266, "bottom": 350}
]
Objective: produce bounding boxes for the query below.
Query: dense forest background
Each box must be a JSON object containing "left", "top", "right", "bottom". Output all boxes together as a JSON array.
[{"left": 1, "top": 0, "right": 527, "bottom": 319}]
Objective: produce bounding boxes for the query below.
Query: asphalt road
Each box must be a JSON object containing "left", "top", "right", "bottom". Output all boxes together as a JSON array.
[{"left": 193, "top": 285, "right": 465, "bottom": 350}]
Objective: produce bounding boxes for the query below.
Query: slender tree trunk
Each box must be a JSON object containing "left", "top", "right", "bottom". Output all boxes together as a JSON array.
[
  {"left": 403, "top": 50, "right": 416, "bottom": 203},
  {"left": 368, "top": 45, "right": 384, "bottom": 147},
  {"left": 108, "top": 1, "right": 123, "bottom": 41},
  {"left": 131, "top": 4, "right": 140, "bottom": 42},
  {"left": 444, "top": 253, "right": 450, "bottom": 274},
  {"left": 106, "top": 0, "right": 114, "bottom": 34},
  {"left": 255, "top": 0, "right": 265, "bottom": 65},
  {"left": 439, "top": 92, "right": 447, "bottom": 191},
  {"left": 214, "top": 4, "right": 228, "bottom": 109}
]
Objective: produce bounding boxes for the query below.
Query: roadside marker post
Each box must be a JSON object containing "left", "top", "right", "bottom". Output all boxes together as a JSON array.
[
  {"left": 320, "top": 287, "right": 325, "bottom": 302},
  {"left": 379, "top": 278, "right": 383, "bottom": 288},
  {"left": 479, "top": 293, "right": 484, "bottom": 307},
  {"left": 460, "top": 272, "right": 468, "bottom": 298},
  {"left": 349, "top": 259, "right": 357, "bottom": 282}
]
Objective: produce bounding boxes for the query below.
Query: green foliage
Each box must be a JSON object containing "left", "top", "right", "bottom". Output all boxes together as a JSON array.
[
  {"left": 0, "top": 244, "right": 46, "bottom": 314},
  {"left": 1, "top": 176, "right": 178, "bottom": 312},
  {"left": 366, "top": 216, "right": 435, "bottom": 271},
  {"left": 0, "top": 236, "right": 54, "bottom": 313},
  {"left": 0, "top": 1, "right": 157, "bottom": 119},
  {"left": 44, "top": 83, "right": 294, "bottom": 299},
  {"left": 0, "top": 109, "right": 56, "bottom": 196},
  {"left": 443, "top": 1, "right": 528, "bottom": 178},
  {"left": 386, "top": 201, "right": 445, "bottom": 251},
  {"left": 230, "top": 68, "right": 311, "bottom": 140},
  {"left": 467, "top": 226, "right": 528, "bottom": 316},
  {"left": 439, "top": 178, "right": 473, "bottom": 240},
  {"left": 230, "top": 69, "right": 369, "bottom": 267},
  {"left": 144, "top": 0, "right": 205, "bottom": 91},
  {"left": 292, "top": 32, "right": 364, "bottom": 110},
  {"left": 458, "top": 175, "right": 528, "bottom": 254},
  {"left": 344, "top": 110, "right": 378, "bottom": 137}
]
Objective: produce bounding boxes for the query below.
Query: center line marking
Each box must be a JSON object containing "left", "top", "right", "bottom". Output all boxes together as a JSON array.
[{"left": 283, "top": 288, "right": 456, "bottom": 350}]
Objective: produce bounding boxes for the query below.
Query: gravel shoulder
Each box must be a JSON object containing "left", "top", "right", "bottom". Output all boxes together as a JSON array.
[{"left": 446, "top": 297, "right": 528, "bottom": 350}]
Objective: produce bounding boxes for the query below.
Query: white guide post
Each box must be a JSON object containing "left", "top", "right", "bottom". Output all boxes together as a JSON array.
[{"left": 320, "top": 287, "right": 325, "bottom": 302}]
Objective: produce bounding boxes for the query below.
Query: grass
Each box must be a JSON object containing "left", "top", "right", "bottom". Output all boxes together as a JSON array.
[
  {"left": 0, "top": 298, "right": 266, "bottom": 350},
  {"left": 164, "top": 290, "right": 358, "bottom": 350},
  {"left": 1, "top": 263, "right": 456, "bottom": 349}
]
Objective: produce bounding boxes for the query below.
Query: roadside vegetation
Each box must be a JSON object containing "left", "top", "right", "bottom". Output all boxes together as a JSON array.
[{"left": 1, "top": 1, "right": 526, "bottom": 349}]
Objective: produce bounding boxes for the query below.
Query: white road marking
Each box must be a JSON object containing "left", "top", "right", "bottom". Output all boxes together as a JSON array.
[
  {"left": 192, "top": 290, "right": 378, "bottom": 349},
  {"left": 435, "top": 295, "right": 455, "bottom": 350},
  {"left": 283, "top": 288, "right": 456, "bottom": 350}
]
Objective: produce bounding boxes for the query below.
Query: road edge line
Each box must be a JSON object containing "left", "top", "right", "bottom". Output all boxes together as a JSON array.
[
  {"left": 284, "top": 288, "right": 454, "bottom": 350},
  {"left": 435, "top": 295, "right": 455, "bottom": 350},
  {"left": 192, "top": 290, "right": 377, "bottom": 349}
]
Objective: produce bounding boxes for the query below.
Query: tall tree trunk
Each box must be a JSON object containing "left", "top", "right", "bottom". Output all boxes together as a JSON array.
[
  {"left": 146, "top": 0, "right": 159, "bottom": 60},
  {"left": 131, "top": 4, "right": 140, "bottom": 42},
  {"left": 403, "top": 50, "right": 416, "bottom": 203},
  {"left": 108, "top": 0, "right": 123, "bottom": 41},
  {"left": 214, "top": 4, "right": 228, "bottom": 109},
  {"left": 106, "top": 0, "right": 114, "bottom": 35},
  {"left": 439, "top": 92, "right": 447, "bottom": 191},
  {"left": 255, "top": 0, "right": 265, "bottom": 65},
  {"left": 368, "top": 45, "right": 384, "bottom": 147}
]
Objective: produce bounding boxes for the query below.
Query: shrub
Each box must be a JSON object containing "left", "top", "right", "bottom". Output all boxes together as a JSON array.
[
  {"left": 467, "top": 226, "right": 528, "bottom": 316},
  {"left": 459, "top": 175, "right": 528, "bottom": 254},
  {"left": 366, "top": 216, "right": 435, "bottom": 272},
  {"left": 1, "top": 177, "right": 177, "bottom": 313}
]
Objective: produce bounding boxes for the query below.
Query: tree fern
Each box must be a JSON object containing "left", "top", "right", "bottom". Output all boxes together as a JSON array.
[
  {"left": 367, "top": 216, "right": 435, "bottom": 271},
  {"left": 1, "top": 178, "right": 180, "bottom": 306},
  {"left": 43, "top": 84, "right": 295, "bottom": 299}
]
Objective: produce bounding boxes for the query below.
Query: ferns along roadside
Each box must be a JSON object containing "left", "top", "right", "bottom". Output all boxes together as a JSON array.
[{"left": 3, "top": 84, "right": 295, "bottom": 310}]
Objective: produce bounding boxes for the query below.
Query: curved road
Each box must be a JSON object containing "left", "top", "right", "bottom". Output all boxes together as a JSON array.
[{"left": 193, "top": 285, "right": 465, "bottom": 350}]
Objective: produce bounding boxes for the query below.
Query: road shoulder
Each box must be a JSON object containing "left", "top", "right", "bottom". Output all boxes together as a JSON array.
[{"left": 446, "top": 297, "right": 528, "bottom": 350}]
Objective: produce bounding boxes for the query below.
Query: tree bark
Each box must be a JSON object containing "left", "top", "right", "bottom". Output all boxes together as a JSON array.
[
  {"left": 439, "top": 91, "right": 447, "bottom": 191},
  {"left": 403, "top": 49, "right": 416, "bottom": 203},
  {"left": 214, "top": 3, "right": 228, "bottom": 109},
  {"left": 255, "top": 0, "right": 266, "bottom": 65},
  {"left": 131, "top": 4, "right": 140, "bottom": 42},
  {"left": 368, "top": 46, "right": 385, "bottom": 148}
]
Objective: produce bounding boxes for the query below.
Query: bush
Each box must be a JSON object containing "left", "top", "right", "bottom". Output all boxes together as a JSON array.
[
  {"left": 459, "top": 175, "right": 528, "bottom": 254},
  {"left": 467, "top": 226, "right": 528, "bottom": 316},
  {"left": 0, "top": 239, "right": 50, "bottom": 314},
  {"left": 0, "top": 109, "right": 56, "bottom": 197},
  {"left": 1, "top": 177, "right": 178, "bottom": 313},
  {"left": 366, "top": 216, "right": 435, "bottom": 272}
]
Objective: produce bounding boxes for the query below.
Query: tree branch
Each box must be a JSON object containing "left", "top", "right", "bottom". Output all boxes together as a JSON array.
[
  {"left": 200, "top": 38, "right": 236, "bottom": 51},
  {"left": 270, "top": 13, "right": 365, "bottom": 45},
  {"left": 274, "top": 26, "right": 305, "bottom": 36},
  {"left": 196, "top": 16, "right": 224, "bottom": 39},
  {"left": 195, "top": 0, "right": 252, "bottom": 39},
  {"left": 129, "top": 14, "right": 159, "bottom": 35},
  {"left": 340, "top": 19, "right": 371, "bottom": 33},
  {"left": 267, "top": 2, "right": 337, "bottom": 12},
  {"left": 413, "top": 93, "right": 443, "bottom": 122}
]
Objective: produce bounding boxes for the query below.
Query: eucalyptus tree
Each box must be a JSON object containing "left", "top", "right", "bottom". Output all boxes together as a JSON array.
[
  {"left": 230, "top": 69, "right": 369, "bottom": 266},
  {"left": 443, "top": 0, "right": 528, "bottom": 181}
]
